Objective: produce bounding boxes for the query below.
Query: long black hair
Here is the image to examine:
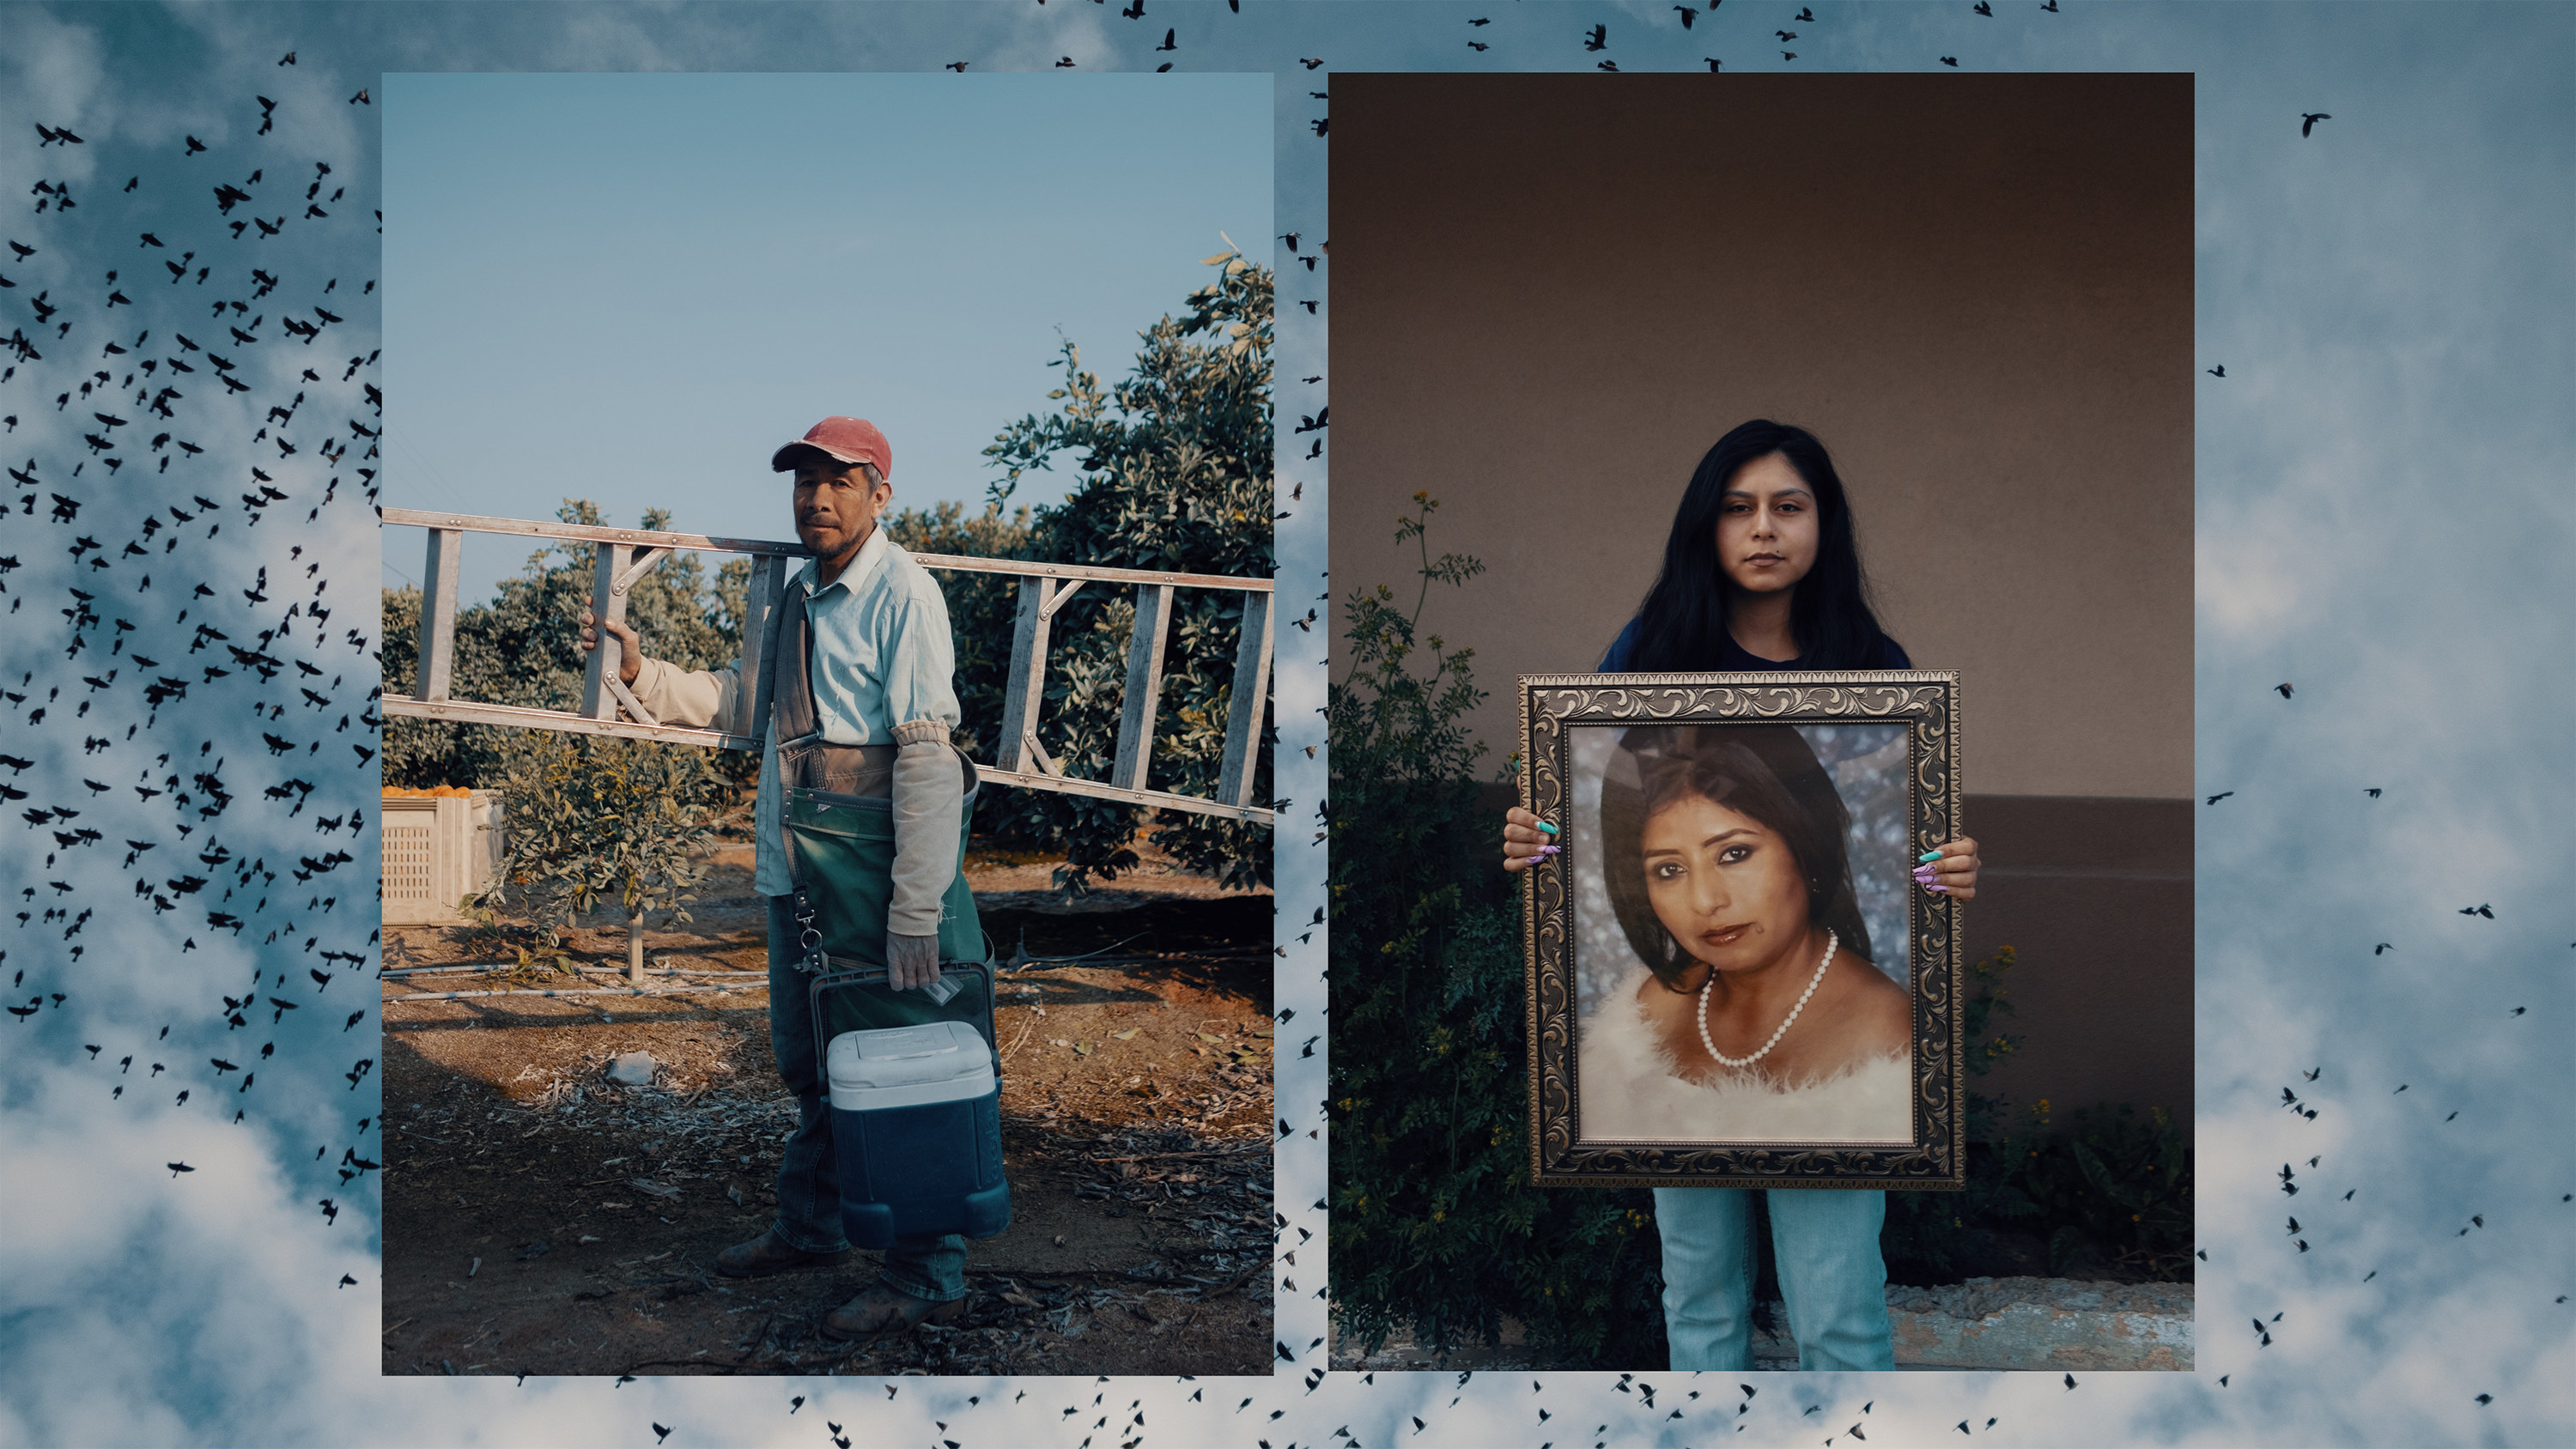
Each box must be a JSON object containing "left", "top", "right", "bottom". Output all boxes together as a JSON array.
[
  {"left": 1626, "top": 420, "right": 1901, "bottom": 671},
  {"left": 1600, "top": 724, "right": 1871, "bottom": 991}
]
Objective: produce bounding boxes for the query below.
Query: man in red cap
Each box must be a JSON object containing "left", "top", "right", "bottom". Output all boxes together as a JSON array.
[{"left": 582, "top": 415, "right": 975, "bottom": 1341}]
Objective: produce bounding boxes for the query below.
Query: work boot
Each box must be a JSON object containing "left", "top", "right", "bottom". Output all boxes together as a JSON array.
[
  {"left": 714, "top": 1228, "right": 850, "bottom": 1279},
  {"left": 821, "top": 1281, "right": 966, "bottom": 1341}
]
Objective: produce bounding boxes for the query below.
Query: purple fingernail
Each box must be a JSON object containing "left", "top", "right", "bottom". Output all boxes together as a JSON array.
[
  {"left": 1533, "top": 845, "right": 1560, "bottom": 859},
  {"left": 1927, "top": 882, "right": 1949, "bottom": 893}
]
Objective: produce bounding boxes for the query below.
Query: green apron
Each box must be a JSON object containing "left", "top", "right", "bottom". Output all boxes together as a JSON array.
[{"left": 771, "top": 579, "right": 995, "bottom": 1062}]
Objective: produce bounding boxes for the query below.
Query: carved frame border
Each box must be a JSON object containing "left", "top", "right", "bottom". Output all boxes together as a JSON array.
[{"left": 1521, "top": 670, "right": 1965, "bottom": 1191}]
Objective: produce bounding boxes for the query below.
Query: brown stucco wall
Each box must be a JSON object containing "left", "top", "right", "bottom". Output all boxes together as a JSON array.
[{"left": 1328, "top": 70, "right": 2193, "bottom": 800}]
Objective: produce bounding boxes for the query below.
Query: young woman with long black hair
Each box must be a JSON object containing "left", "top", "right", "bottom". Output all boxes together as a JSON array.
[{"left": 1504, "top": 419, "right": 1982, "bottom": 1372}]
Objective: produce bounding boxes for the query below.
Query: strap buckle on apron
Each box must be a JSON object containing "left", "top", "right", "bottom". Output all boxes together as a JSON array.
[{"left": 791, "top": 888, "right": 827, "bottom": 976}]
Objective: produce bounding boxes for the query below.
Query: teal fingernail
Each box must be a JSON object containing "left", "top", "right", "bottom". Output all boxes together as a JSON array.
[
  {"left": 1917, "top": 849, "right": 1941, "bottom": 863},
  {"left": 1537, "top": 822, "right": 1559, "bottom": 835}
]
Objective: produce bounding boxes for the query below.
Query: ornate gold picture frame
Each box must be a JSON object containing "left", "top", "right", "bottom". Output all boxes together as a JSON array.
[{"left": 1522, "top": 671, "right": 1965, "bottom": 1191}]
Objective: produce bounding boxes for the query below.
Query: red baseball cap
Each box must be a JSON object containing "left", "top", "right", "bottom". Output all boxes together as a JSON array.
[{"left": 770, "top": 416, "right": 893, "bottom": 477}]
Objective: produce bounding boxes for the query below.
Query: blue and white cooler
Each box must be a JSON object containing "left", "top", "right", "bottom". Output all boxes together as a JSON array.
[{"left": 824, "top": 1020, "right": 1011, "bottom": 1247}]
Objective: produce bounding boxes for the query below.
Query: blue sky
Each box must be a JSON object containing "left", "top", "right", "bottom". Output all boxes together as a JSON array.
[
  {"left": 380, "top": 69, "right": 1271, "bottom": 604},
  {"left": 0, "top": 3, "right": 2568, "bottom": 1448}
]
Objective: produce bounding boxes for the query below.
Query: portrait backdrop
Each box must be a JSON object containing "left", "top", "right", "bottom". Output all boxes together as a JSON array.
[{"left": 1571, "top": 721, "right": 1911, "bottom": 1022}]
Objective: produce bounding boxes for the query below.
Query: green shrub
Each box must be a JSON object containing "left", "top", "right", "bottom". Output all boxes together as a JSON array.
[
  {"left": 969, "top": 246, "right": 1274, "bottom": 894},
  {"left": 465, "top": 723, "right": 732, "bottom": 980},
  {"left": 1882, "top": 946, "right": 2195, "bottom": 1283},
  {"left": 1327, "top": 495, "right": 1670, "bottom": 1369},
  {"left": 2015, "top": 1100, "right": 2195, "bottom": 1277}
]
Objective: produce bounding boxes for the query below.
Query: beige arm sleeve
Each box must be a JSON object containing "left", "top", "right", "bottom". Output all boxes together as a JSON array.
[
  {"left": 626, "top": 657, "right": 739, "bottom": 731},
  {"left": 888, "top": 718, "right": 963, "bottom": 937}
]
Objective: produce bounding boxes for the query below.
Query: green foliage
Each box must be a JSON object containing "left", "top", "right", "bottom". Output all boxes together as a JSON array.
[
  {"left": 963, "top": 245, "right": 1275, "bottom": 894},
  {"left": 1883, "top": 946, "right": 2196, "bottom": 1283},
  {"left": 466, "top": 724, "right": 730, "bottom": 944},
  {"left": 1327, "top": 496, "right": 1670, "bottom": 1370},
  {"left": 381, "top": 502, "right": 750, "bottom": 792},
  {"left": 2016, "top": 1101, "right": 2195, "bottom": 1276}
]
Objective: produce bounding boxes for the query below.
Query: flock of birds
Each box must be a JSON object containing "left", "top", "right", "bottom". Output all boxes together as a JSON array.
[
  {"left": 8, "top": 56, "right": 389, "bottom": 1290},
  {"left": 2196, "top": 678, "right": 2554, "bottom": 1394},
  {"left": 914, "top": 0, "right": 2285, "bottom": 80},
  {"left": 4, "top": 4, "right": 2550, "bottom": 1447}
]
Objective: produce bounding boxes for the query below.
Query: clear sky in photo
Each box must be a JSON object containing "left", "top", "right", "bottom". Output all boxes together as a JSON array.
[{"left": 380, "top": 69, "right": 1271, "bottom": 603}]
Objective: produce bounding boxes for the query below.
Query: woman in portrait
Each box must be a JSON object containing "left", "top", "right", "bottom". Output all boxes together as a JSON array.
[
  {"left": 1503, "top": 418, "right": 1982, "bottom": 1373},
  {"left": 1577, "top": 723, "right": 1911, "bottom": 1143}
]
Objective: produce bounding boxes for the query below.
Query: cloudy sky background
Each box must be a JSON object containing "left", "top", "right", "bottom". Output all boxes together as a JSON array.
[
  {"left": 379, "top": 69, "right": 1272, "bottom": 605},
  {"left": 0, "top": 3, "right": 2567, "bottom": 1447}
]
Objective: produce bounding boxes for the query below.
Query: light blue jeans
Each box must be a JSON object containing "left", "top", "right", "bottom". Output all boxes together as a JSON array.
[{"left": 1652, "top": 1187, "right": 1894, "bottom": 1371}]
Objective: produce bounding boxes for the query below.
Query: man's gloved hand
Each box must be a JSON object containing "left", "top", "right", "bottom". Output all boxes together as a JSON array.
[{"left": 887, "top": 931, "right": 941, "bottom": 991}]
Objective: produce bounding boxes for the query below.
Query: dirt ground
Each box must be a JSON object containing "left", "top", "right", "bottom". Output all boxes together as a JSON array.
[{"left": 379, "top": 837, "right": 1274, "bottom": 1379}]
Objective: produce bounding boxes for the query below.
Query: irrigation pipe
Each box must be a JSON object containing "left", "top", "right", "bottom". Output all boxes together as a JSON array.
[
  {"left": 381, "top": 962, "right": 764, "bottom": 981},
  {"left": 381, "top": 983, "right": 750, "bottom": 1003}
]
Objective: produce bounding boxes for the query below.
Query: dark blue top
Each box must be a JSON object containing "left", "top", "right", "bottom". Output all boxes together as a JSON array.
[{"left": 1598, "top": 616, "right": 1912, "bottom": 673}]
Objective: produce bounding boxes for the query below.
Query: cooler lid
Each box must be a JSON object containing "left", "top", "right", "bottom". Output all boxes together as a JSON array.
[{"left": 826, "top": 1020, "right": 993, "bottom": 1094}]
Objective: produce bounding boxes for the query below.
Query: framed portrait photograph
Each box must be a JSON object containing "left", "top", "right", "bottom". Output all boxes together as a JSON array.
[{"left": 1522, "top": 670, "right": 1965, "bottom": 1191}]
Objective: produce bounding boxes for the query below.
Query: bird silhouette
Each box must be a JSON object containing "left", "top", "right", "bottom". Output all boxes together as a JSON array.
[
  {"left": 2208, "top": 364, "right": 2225, "bottom": 377},
  {"left": 1583, "top": 24, "right": 1607, "bottom": 50},
  {"left": 2301, "top": 112, "right": 2330, "bottom": 137},
  {"left": 2205, "top": 791, "right": 2233, "bottom": 805},
  {"left": 1940, "top": 56, "right": 1959, "bottom": 67}
]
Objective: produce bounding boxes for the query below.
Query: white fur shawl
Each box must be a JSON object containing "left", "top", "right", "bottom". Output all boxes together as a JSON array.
[{"left": 1576, "top": 967, "right": 1913, "bottom": 1143}]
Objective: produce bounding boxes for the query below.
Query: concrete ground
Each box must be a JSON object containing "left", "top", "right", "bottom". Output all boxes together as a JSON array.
[{"left": 1330, "top": 1276, "right": 2194, "bottom": 1373}]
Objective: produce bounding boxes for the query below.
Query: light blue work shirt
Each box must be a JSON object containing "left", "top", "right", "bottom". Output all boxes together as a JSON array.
[{"left": 749, "top": 529, "right": 961, "bottom": 897}]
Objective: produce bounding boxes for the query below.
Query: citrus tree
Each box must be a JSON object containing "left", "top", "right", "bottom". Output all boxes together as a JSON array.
[
  {"left": 972, "top": 245, "right": 1276, "bottom": 893},
  {"left": 467, "top": 724, "right": 729, "bottom": 984}
]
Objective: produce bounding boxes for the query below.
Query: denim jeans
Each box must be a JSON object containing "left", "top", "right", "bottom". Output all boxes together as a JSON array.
[
  {"left": 766, "top": 894, "right": 967, "bottom": 1302},
  {"left": 1652, "top": 1187, "right": 1893, "bottom": 1372}
]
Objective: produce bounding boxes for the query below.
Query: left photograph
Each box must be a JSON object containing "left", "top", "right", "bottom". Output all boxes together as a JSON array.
[{"left": 374, "top": 72, "right": 1276, "bottom": 1378}]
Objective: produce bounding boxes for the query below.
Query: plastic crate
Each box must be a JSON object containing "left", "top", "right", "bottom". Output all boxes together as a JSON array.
[{"left": 380, "top": 790, "right": 505, "bottom": 925}]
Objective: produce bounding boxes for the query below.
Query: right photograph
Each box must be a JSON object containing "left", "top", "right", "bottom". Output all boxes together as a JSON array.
[{"left": 1328, "top": 72, "right": 2193, "bottom": 1373}]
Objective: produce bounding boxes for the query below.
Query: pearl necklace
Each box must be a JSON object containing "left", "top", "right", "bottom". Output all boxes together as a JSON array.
[{"left": 1697, "top": 929, "right": 1836, "bottom": 1069}]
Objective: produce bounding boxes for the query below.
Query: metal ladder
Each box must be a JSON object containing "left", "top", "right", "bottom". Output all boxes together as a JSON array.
[{"left": 380, "top": 507, "right": 1274, "bottom": 826}]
